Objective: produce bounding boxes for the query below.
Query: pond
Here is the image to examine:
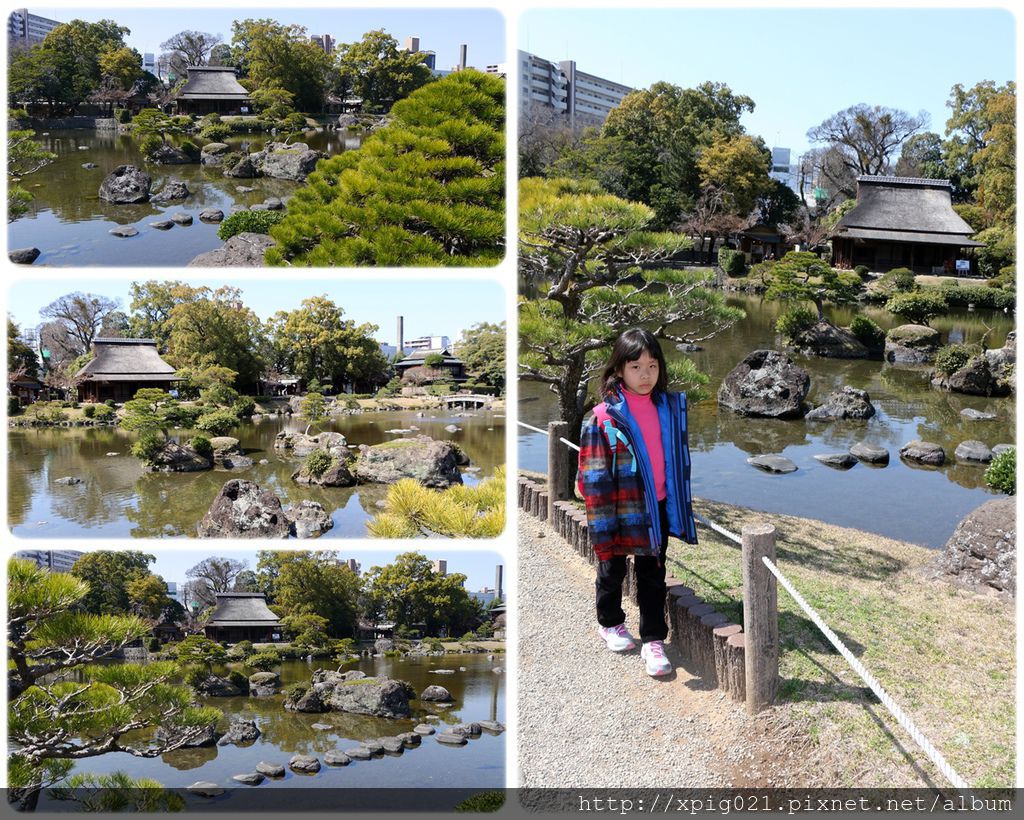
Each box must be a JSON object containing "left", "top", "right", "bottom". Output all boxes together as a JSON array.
[
  {"left": 519, "top": 293, "right": 1015, "bottom": 548},
  {"left": 9, "top": 409, "right": 504, "bottom": 539},
  {"left": 39, "top": 653, "right": 505, "bottom": 810},
  {"left": 8, "top": 128, "right": 358, "bottom": 267}
]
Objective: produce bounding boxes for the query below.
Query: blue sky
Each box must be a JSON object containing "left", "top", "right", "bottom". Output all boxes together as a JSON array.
[
  {"left": 521, "top": 7, "right": 1016, "bottom": 157},
  {"left": 32, "top": 6, "right": 505, "bottom": 71},
  {"left": 141, "top": 548, "right": 504, "bottom": 593},
  {"left": 6, "top": 278, "right": 506, "bottom": 347}
]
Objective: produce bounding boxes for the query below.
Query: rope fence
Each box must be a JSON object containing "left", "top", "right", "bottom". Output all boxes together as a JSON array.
[{"left": 517, "top": 418, "right": 971, "bottom": 792}]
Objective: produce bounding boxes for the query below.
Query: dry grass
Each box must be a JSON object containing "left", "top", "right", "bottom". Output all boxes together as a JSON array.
[{"left": 669, "top": 498, "right": 1015, "bottom": 788}]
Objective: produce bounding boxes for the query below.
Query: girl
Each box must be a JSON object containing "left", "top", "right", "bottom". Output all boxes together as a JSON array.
[{"left": 578, "top": 329, "right": 698, "bottom": 676}]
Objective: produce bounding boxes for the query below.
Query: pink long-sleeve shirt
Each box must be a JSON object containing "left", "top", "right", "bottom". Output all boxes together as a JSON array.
[{"left": 623, "top": 388, "right": 666, "bottom": 501}]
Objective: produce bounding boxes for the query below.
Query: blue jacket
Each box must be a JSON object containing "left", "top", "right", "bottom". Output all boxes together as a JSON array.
[{"left": 579, "top": 388, "right": 698, "bottom": 559}]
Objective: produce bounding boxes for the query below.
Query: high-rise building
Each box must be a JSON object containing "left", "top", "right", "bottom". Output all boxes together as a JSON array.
[
  {"left": 142, "top": 52, "right": 156, "bottom": 76},
  {"left": 769, "top": 146, "right": 800, "bottom": 195},
  {"left": 14, "top": 550, "right": 85, "bottom": 573},
  {"left": 404, "top": 36, "right": 437, "bottom": 72},
  {"left": 310, "top": 34, "right": 334, "bottom": 55},
  {"left": 515, "top": 50, "right": 632, "bottom": 128},
  {"left": 8, "top": 8, "right": 62, "bottom": 49},
  {"left": 432, "top": 559, "right": 447, "bottom": 576},
  {"left": 404, "top": 335, "right": 451, "bottom": 352}
]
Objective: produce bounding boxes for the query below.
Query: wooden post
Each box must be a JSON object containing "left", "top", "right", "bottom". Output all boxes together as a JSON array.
[
  {"left": 742, "top": 523, "right": 779, "bottom": 714},
  {"left": 713, "top": 624, "right": 742, "bottom": 695},
  {"left": 548, "top": 421, "right": 570, "bottom": 526}
]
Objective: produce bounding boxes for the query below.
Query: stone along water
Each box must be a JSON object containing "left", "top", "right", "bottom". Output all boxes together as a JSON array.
[
  {"left": 41, "top": 654, "right": 505, "bottom": 805},
  {"left": 519, "top": 293, "right": 1015, "bottom": 547},
  {"left": 8, "top": 410, "right": 504, "bottom": 538},
  {"left": 8, "top": 128, "right": 352, "bottom": 267}
]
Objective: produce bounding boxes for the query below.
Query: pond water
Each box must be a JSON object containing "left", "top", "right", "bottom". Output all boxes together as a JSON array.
[
  {"left": 42, "top": 653, "right": 505, "bottom": 809},
  {"left": 9, "top": 409, "right": 504, "bottom": 539},
  {"left": 519, "top": 293, "right": 1016, "bottom": 548},
  {"left": 8, "top": 128, "right": 356, "bottom": 267}
]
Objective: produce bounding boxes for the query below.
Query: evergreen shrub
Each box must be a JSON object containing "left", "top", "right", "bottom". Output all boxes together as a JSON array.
[
  {"left": 217, "top": 210, "right": 285, "bottom": 241},
  {"left": 195, "top": 409, "right": 239, "bottom": 436},
  {"left": 189, "top": 435, "right": 213, "bottom": 460},
  {"left": 985, "top": 448, "right": 1015, "bottom": 494},
  {"left": 775, "top": 306, "right": 818, "bottom": 340},
  {"left": 934, "top": 343, "right": 980, "bottom": 376},
  {"left": 131, "top": 431, "right": 164, "bottom": 464},
  {"left": 305, "top": 449, "right": 333, "bottom": 478},
  {"left": 92, "top": 403, "right": 115, "bottom": 422},
  {"left": 849, "top": 316, "right": 885, "bottom": 350},
  {"left": 82, "top": 404, "right": 96, "bottom": 418}
]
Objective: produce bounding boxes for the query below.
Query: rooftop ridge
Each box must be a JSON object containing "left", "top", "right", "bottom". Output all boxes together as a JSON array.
[{"left": 856, "top": 175, "right": 952, "bottom": 187}]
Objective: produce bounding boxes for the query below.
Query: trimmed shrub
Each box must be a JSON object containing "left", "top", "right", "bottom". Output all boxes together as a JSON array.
[
  {"left": 227, "top": 640, "right": 254, "bottom": 659},
  {"left": 985, "top": 448, "right": 1015, "bottom": 495},
  {"left": 163, "top": 404, "right": 204, "bottom": 428},
  {"left": 82, "top": 404, "right": 96, "bottom": 419},
  {"left": 284, "top": 683, "right": 308, "bottom": 704},
  {"left": 228, "top": 670, "right": 250, "bottom": 692},
  {"left": 8, "top": 396, "right": 21, "bottom": 416},
  {"left": 305, "top": 449, "right": 333, "bottom": 478},
  {"left": 246, "top": 650, "right": 280, "bottom": 671},
  {"left": 854, "top": 265, "right": 870, "bottom": 278},
  {"left": 139, "top": 134, "right": 163, "bottom": 157},
  {"left": 183, "top": 665, "right": 208, "bottom": 690},
  {"left": 775, "top": 306, "right": 818, "bottom": 340},
  {"left": 232, "top": 395, "right": 256, "bottom": 418},
  {"left": 114, "top": 108, "right": 131, "bottom": 124},
  {"left": 938, "top": 285, "right": 1016, "bottom": 311},
  {"left": 104, "top": 399, "right": 116, "bottom": 408},
  {"left": 718, "top": 247, "right": 747, "bottom": 277},
  {"left": 131, "top": 431, "right": 164, "bottom": 464},
  {"left": 885, "top": 290, "right": 948, "bottom": 325},
  {"left": 278, "top": 112, "right": 308, "bottom": 132},
  {"left": 888, "top": 268, "right": 916, "bottom": 292},
  {"left": 179, "top": 139, "right": 200, "bottom": 160},
  {"left": 934, "top": 343, "right": 981, "bottom": 376},
  {"left": 217, "top": 209, "right": 286, "bottom": 241},
  {"left": 28, "top": 401, "right": 68, "bottom": 424},
  {"left": 195, "top": 409, "right": 240, "bottom": 436},
  {"left": 198, "top": 123, "right": 232, "bottom": 141},
  {"left": 849, "top": 316, "right": 885, "bottom": 350},
  {"left": 425, "top": 638, "right": 445, "bottom": 653},
  {"left": 92, "top": 403, "right": 115, "bottom": 422},
  {"left": 190, "top": 435, "right": 213, "bottom": 460},
  {"left": 988, "top": 266, "right": 1015, "bottom": 290},
  {"left": 200, "top": 382, "right": 239, "bottom": 408}
]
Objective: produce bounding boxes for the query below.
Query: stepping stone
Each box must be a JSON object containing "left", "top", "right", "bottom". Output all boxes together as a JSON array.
[
  {"left": 255, "top": 761, "right": 285, "bottom": 777},
  {"left": 450, "top": 722, "right": 481, "bottom": 738},
  {"left": 961, "top": 408, "right": 998, "bottom": 421},
  {"left": 109, "top": 226, "right": 138, "bottom": 237},
  {"left": 362, "top": 739, "right": 384, "bottom": 754},
  {"left": 398, "top": 732, "right": 422, "bottom": 747},
  {"left": 81, "top": 162, "right": 96, "bottom": 169},
  {"left": 149, "top": 220, "right": 174, "bottom": 230},
  {"left": 324, "top": 751, "right": 351, "bottom": 766},
  {"left": 813, "top": 453, "right": 856, "bottom": 469},
  {"left": 186, "top": 781, "right": 223, "bottom": 797},
  {"left": 431, "top": 669, "right": 456, "bottom": 674},
  {"left": 849, "top": 442, "right": 889, "bottom": 465},
  {"left": 9, "top": 247, "right": 40, "bottom": 264},
  {"left": 345, "top": 746, "right": 372, "bottom": 760},
  {"left": 436, "top": 732, "right": 467, "bottom": 746},
  {"left": 479, "top": 721, "right": 506, "bottom": 734},
  {"left": 992, "top": 444, "right": 1015, "bottom": 456},
  {"left": 954, "top": 440, "right": 993, "bottom": 463},
  {"left": 288, "top": 754, "right": 320, "bottom": 773},
  {"left": 899, "top": 441, "right": 946, "bottom": 466},
  {"left": 746, "top": 455, "right": 797, "bottom": 473},
  {"left": 232, "top": 772, "right": 264, "bottom": 786},
  {"left": 170, "top": 212, "right": 193, "bottom": 225},
  {"left": 199, "top": 209, "right": 224, "bottom": 222},
  {"left": 413, "top": 724, "right": 436, "bottom": 735},
  {"left": 311, "top": 723, "right": 332, "bottom": 730},
  {"left": 380, "top": 736, "right": 404, "bottom": 753}
]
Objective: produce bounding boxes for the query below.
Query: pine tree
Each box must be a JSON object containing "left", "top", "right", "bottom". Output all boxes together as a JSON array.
[
  {"left": 266, "top": 70, "right": 505, "bottom": 267},
  {"left": 7, "top": 558, "right": 221, "bottom": 809}
]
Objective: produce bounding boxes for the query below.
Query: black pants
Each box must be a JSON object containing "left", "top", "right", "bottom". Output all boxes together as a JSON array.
[{"left": 595, "top": 500, "right": 669, "bottom": 643}]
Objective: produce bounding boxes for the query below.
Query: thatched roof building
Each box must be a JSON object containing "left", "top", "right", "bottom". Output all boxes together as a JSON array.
[
  {"left": 174, "top": 66, "right": 251, "bottom": 116},
  {"left": 204, "top": 592, "right": 282, "bottom": 643},
  {"left": 76, "top": 338, "right": 179, "bottom": 403},
  {"left": 830, "top": 176, "right": 984, "bottom": 274}
]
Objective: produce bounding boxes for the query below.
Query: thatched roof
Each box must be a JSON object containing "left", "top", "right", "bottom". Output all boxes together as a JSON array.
[
  {"left": 832, "top": 176, "right": 984, "bottom": 247},
  {"left": 176, "top": 66, "right": 251, "bottom": 101},
  {"left": 76, "top": 338, "right": 179, "bottom": 383},
  {"left": 207, "top": 593, "right": 281, "bottom": 627}
]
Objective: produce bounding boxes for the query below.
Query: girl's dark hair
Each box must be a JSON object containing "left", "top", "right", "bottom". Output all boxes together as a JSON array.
[{"left": 600, "top": 328, "right": 668, "bottom": 398}]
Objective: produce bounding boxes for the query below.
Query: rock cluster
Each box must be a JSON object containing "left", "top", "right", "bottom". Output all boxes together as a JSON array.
[{"left": 717, "top": 350, "right": 810, "bottom": 418}]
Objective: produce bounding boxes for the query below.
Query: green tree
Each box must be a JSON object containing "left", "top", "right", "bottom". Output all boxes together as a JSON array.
[
  {"left": 119, "top": 388, "right": 179, "bottom": 437},
  {"left": 8, "top": 319, "right": 40, "bottom": 380},
  {"left": 885, "top": 290, "right": 949, "bottom": 326},
  {"left": 97, "top": 46, "right": 143, "bottom": 90},
  {"left": 696, "top": 134, "right": 774, "bottom": 218},
  {"left": 127, "top": 280, "right": 202, "bottom": 348},
  {"left": 185, "top": 557, "right": 249, "bottom": 609},
  {"left": 335, "top": 29, "right": 433, "bottom": 112},
  {"left": 131, "top": 108, "right": 188, "bottom": 146},
  {"left": 261, "top": 551, "right": 361, "bottom": 637},
  {"left": 280, "top": 613, "right": 331, "bottom": 647},
  {"left": 301, "top": 392, "right": 326, "bottom": 421},
  {"left": 7, "top": 558, "right": 220, "bottom": 809},
  {"left": 361, "top": 552, "right": 484, "bottom": 636},
  {"left": 943, "top": 80, "right": 1016, "bottom": 211},
  {"left": 70, "top": 551, "right": 156, "bottom": 615},
  {"left": 125, "top": 574, "right": 172, "bottom": 619},
  {"left": 758, "top": 251, "right": 861, "bottom": 322},
  {"left": 894, "top": 131, "right": 947, "bottom": 179},
  {"left": 7, "top": 130, "right": 56, "bottom": 220},
  {"left": 248, "top": 86, "right": 296, "bottom": 120},
  {"left": 458, "top": 321, "right": 506, "bottom": 390},
  {"left": 7, "top": 47, "right": 63, "bottom": 113},
  {"left": 518, "top": 177, "right": 743, "bottom": 440},
  {"left": 266, "top": 70, "right": 505, "bottom": 267}
]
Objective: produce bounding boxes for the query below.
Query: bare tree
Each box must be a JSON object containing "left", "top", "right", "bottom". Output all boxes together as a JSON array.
[
  {"left": 39, "top": 292, "right": 120, "bottom": 355},
  {"left": 185, "top": 557, "right": 249, "bottom": 610},
  {"left": 159, "top": 30, "right": 222, "bottom": 67},
  {"left": 807, "top": 103, "right": 928, "bottom": 178}
]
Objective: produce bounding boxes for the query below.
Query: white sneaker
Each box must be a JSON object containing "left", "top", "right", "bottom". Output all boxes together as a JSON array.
[
  {"left": 640, "top": 641, "right": 672, "bottom": 676},
  {"left": 598, "top": 623, "right": 636, "bottom": 652}
]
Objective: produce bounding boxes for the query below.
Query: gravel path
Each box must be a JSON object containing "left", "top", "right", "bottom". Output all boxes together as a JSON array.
[{"left": 517, "top": 511, "right": 765, "bottom": 788}]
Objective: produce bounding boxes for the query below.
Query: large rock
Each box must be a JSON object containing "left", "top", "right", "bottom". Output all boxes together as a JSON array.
[
  {"left": 251, "top": 142, "right": 324, "bottom": 181},
  {"left": 248, "top": 671, "right": 280, "bottom": 697},
  {"left": 99, "top": 164, "right": 151, "bottom": 203},
  {"left": 374, "top": 638, "right": 394, "bottom": 654},
  {"left": 899, "top": 440, "right": 946, "bottom": 466},
  {"left": 418, "top": 685, "right": 453, "bottom": 702},
  {"left": 746, "top": 455, "right": 797, "bottom": 473},
  {"left": 255, "top": 761, "right": 285, "bottom": 777},
  {"left": 9, "top": 247, "right": 40, "bottom": 264},
  {"left": 187, "top": 232, "right": 275, "bottom": 267},
  {"left": 291, "top": 456, "right": 357, "bottom": 487},
  {"left": 275, "top": 430, "right": 348, "bottom": 457},
  {"left": 813, "top": 453, "right": 857, "bottom": 469},
  {"left": 885, "top": 324, "right": 941, "bottom": 364},
  {"left": 197, "top": 479, "right": 291, "bottom": 538},
  {"left": 150, "top": 179, "right": 190, "bottom": 202},
  {"left": 805, "top": 386, "right": 876, "bottom": 421},
  {"left": 793, "top": 321, "right": 868, "bottom": 358},
  {"left": 325, "top": 677, "right": 416, "bottom": 718},
  {"left": 954, "top": 440, "right": 993, "bottom": 463},
  {"left": 209, "top": 436, "right": 242, "bottom": 460},
  {"left": 933, "top": 356, "right": 1012, "bottom": 397},
  {"left": 932, "top": 499, "right": 1015, "bottom": 597},
  {"left": 224, "top": 155, "right": 259, "bottom": 178},
  {"left": 149, "top": 441, "right": 212, "bottom": 473},
  {"left": 286, "top": 499, "right": 334, "bottom": 538},
  {"left": 849, "top": 441, "right": 889, "bottom": 465},
  {"left": 289, "top": 754, "right": 321, "bottom": 774},
  {"left": 717, "top": 349, "right": 810, "bottom": 418},
  {"left": 200, "top": 142, "right": 230, "bottom": 166},
  {"left": 985, "top": 331, "right": 1016, "bottom": 380},
  {"left": 232, "top": 772, "right": 264, "bottom": 786},
  {"left": 149, "top": 145, "right": 193, "bottom": 165},
  {"left": 194, "top": 674, "right": 242, "bottom": 697},
  {"left": 199, "top": 208, "right": 225, "bottom": 222},
  {"left": 155, "top": 722, "right": 220, "bottom": 748},
  {"left": 354, "top": 436, "right": 463, "bottom": 488},
  {"left": 288, "top": 687, "right": 328, "bottom": 713},
  {"left": 217, "top": 719, "right": 261, "bottom": 746},
  {"left": 324, "top": 751, "right": 352, "bottom": 766}
]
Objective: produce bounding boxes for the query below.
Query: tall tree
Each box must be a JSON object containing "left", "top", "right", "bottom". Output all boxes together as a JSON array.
[
  {"left": 69, "top": 551, "right": 156, "bottom": 615},
  {"left": 39, "top": 292, "right": 120, "bottom": 354},
  {"left": 458, "top": 322, "right": 506, "bottom": 390},
  {"left": 8, "top": 319, "right": 39, "bottom": 380},
  {"left": 894, "top": 131, "right": 947, "bottom": 179},
  {"left": 519, "top": 177, "right": 744, "bottom": 440},
  {"left": 696, "top": 135, "right": 774, "bottom": 218},
  {"left": 807, "top": 103, "right": 928, "bottom": 180},
  {"left": 185, "top": 557, "right": 248, "bottom": 604},
  {"left": 335, "top": 29, "right": 433, "bottom": 112},
  {"left": 260, "top": 552, "right": 361, "bottom": 638},
  {"left": 159, "top": 30, "right": 222, "bottom": 67}
]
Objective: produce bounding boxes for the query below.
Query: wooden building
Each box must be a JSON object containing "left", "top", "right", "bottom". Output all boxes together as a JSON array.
[
  {"left": 174, "top": 66, "right": 251, "bottom": 116},
  {"left": 735, "top": 224, "right": 792, "bottom": 264},
  {"left": 204, "top": 593, "right": 282, "bottom": 644},
  {"left": 830, "top": 176, "right": 984, "bottom": 274},
  {"left": 395, "top": 347, "right": 467, "bottom": 384},
  {"left": 76, "top": 338, "right": 179, "bottom": 403}
]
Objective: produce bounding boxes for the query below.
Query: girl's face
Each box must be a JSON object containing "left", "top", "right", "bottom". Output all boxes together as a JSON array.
[{"left": 618, "top": 350, "right": 659, "bottom": 396}]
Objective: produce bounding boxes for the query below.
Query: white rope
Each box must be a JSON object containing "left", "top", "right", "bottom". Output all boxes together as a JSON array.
[
  {"left": 694, "top": 511, "right": 741, "bottom": 544},
  {"left": 516, "top": 421, "right": 549, "bottom": 436},
  {"left": 761, "top": 555, "right": 971, "bottom": 792}
]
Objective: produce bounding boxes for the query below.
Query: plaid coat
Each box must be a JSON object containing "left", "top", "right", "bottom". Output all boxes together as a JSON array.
[{"left": 578, "top": 389, "right": 698, "bottom": 561}]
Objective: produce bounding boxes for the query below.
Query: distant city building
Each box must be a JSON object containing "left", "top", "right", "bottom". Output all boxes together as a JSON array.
[
  {"left": 769, "top": 146, "right": 800, "bottom": 194},
  {"left": 432, "top": 559, "right": 447, "bottom": 576},
  {"left": 14, "top": 550, "right": 84, "bottom": 573},
  {"left": 516, "top": 50, "right": 632, "bottom": 127},
  {"left": 165, "top": 581, "right": 181, "bottom": 604},
  {"left": 405, "top": 335, "right": 451, "bottom": 352},
  {"left": 8, "top": 8, "right": 61, "bottom": 49},
  {"left": 470, "top": 565, "right": 504, "bottom": 607},
  {"left": 142, "top": 52, "right": 156, "bottom": 76},
  {"left": 337, "top": 558, "right": 361, "bottom": 575},
  {"left": 310, "top": 34, "right": 334, "bottom": 55},
  {"left": 404, "top": 36, "right": 437, "bottom": 72}
]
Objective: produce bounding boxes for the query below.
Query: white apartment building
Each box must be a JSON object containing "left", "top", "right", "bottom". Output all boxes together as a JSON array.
[
  {"left": 405, "top": 335, "right": 451, "bottom": 352},
  {"left": 14, "top": 550, "right": 84, "bottom": 573},
  {"left": 510, "top": 50, "right": 633, "bottom": 128},
  {"left": 8, "top": 8, "right": 62, "bottom": 48}
]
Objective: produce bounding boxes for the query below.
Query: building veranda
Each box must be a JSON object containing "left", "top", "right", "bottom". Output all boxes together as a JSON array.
[{"left": 75, "top": 338, "right": 179, "bottom": 403}]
